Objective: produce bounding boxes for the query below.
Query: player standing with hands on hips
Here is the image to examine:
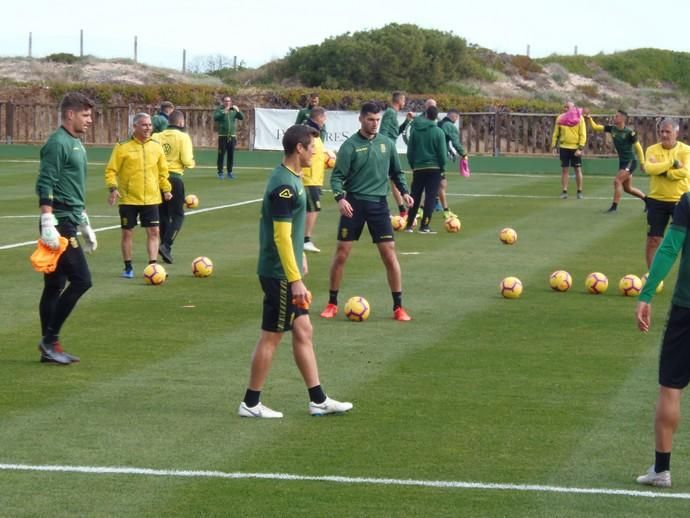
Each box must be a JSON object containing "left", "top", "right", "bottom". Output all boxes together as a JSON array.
[
  {"left": 238, "top": 125, "right": 352, "bottom": 418},
  {"left": 35, "top": 92, "right": 97, "bottom": 364}
]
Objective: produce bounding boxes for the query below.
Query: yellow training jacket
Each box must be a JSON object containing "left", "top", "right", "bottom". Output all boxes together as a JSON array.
[
  {"left": 154, "top": 126, "right": 196, "bottom": 174},
  {"left": 301, "top": 136, "right": 326, "bottom": 187},
  {"left": 551, "top": 116, "right": 587, "bottom": 150},
  {"left": 644, "top": 141, "right": 690, "bottom": 202},
  {"left": 104, "top": 136, "right": 171, "bottom": 205}
]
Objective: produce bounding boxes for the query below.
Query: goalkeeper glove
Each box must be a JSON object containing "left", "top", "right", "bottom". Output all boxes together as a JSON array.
[
  {"left": 77, "top": 211, "right": 97, "bottom": 253},
  {"left": 40, "top": 213, "right": 61, "bottom": 250}
]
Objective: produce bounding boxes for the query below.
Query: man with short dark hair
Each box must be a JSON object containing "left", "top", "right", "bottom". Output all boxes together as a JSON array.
[
  {"left": 105, "top": 113, "right": 172, "bottom": 278},
  {"left": 156, "top": 110, "right": 196, "bottom": 264},
  {"left": 320, "top": 102, "right": 414, "bottom": 321},
  {"left": 238, "top": 124, "right": 353, "bottom": 419},
  {"left": 152, "top": 101, "right": 174, "bottom": 133},
  {"left": 301, "top": 107, "right": 328, "bottom": 253},
  {"left": 35, "top": 92, "right": 97, "bottom": 364},
  {"left": 296, "top": 93, "right": 320, "bottom": 126},
  {"left": 584, "top": 108, "right": 646, "bottom": 212},
  {"left": 642, "top": 118, "right": 690, "bottom": 267},
  {"left": 405, "top": 105, "right": 447, "bottom": 234},
  {"left": 213, "top": 95, "right": 244, "bottom": 179}
]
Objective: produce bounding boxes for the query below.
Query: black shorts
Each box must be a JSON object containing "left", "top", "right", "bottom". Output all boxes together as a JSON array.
[
  {"left": 119, "top": 204, "right": 160, "bottom": 229},
  {"left": 337, "top": 196, "right": 394, "bottom": 243},
  {"left": 646, "top": 198, "right": 677, "bottom": 237},
  {"left": 47, "top": 221, "right": 92, "bottom": 287},
  {"left": 306, "top": 186, "right": 322, "bottom": 213},
  {"left": 259, "top": 276, "right": 308, "bottom": 333},
  {"left": 559, "top": 148, "right": 582, "bottom": 168},
  {"left": 619, "top": 159, "right": 637, "bottom": 173},
  {"left": 659, "top": 305, "right": 690, "bottom": 389}
]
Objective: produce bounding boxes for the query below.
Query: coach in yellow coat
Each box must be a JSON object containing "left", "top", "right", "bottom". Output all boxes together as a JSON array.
[
  {"left": 105, "top": 112, "right": 172, "bottom": 278},
  {"left": 643, "top": 118, "right": 690, "bottom": 268}
]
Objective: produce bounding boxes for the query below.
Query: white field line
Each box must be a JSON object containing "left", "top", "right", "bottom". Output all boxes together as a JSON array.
[
  {"left": 0, "top": 198, "right": 261, "bottom": 251},
  {"left": 0, "top": 462, "right": 688, "bottom": 500}
]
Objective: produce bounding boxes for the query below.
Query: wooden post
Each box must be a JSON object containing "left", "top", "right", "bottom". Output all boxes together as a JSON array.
[
  {"left": 6, "top": 102, "right": 14, "bottom": 144},
  {"left": 493, "top": 112, "right": 499, "bottom": 156}
]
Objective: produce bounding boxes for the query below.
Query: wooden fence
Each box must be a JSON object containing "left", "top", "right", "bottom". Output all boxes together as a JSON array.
[{"left": 1, "top": 101, "right": 688, "bottom": 156}]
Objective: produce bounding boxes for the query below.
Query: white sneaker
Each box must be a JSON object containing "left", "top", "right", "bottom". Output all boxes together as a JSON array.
[
  {"left": 636, "top": 465, "right": 672, "bottom": 488},
  {"left": 309, "top": 396, "right": 353, "bottom": 416},
  {"left": 238, "top": 401, "right": 283, "bottom": 419},
  {"left": 303, "top": 241, "right": 321, "bottom": 253}
]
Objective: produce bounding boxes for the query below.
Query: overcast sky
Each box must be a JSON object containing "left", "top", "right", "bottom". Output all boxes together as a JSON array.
[{"left": 2, "top": 0, "right": 690, "bottom": 71}]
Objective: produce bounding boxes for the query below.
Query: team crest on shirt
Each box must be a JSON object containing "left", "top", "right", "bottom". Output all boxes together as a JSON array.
[
  {"left": 279, "top": 189, "right": 293, "bottom": 199},
  {"left": 380, "top": 143, "right": 387, "bottom": 153},
  {"left": 162, "top": 143, "right": 172, "bottom": 155},
  {"left": 69, "top": 237, "right": 79, "bottom": 248}
]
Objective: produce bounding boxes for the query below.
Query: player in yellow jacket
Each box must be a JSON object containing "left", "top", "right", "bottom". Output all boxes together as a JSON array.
[
  {"left": 105, "top": 113, "right": 172, "bottom": 278},
  {"left": 552, "top": 102, "right": 587, "bottom": 199},
  {"left": 154, "top": 110, "right": 196, "bottom": 264},
  {"left": 643, "top": 118, "right": 690, "bottom": 268},
  {"left": 300, "top": 107, "right": 330, "bottom": 253}
]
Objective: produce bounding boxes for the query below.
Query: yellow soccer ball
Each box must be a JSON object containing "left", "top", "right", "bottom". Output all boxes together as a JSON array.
[
  {"left": 444, "top": 217, "right": 461, "bottom": 233},
  {"left": 641, "top": 273, "right": 664, "bottom": 294},
  {"left": 549, "top": 270, "right": 572, "bottom": 292},
  {"left": 619, "top": 274, "right": 642, "bottom": 297},
  {"left": 499, "top": 227, "right": 517, "bottom": 245},
  {"left": 185, "top": 194, "right": 199, "bottom": 209},
  {"left": 191, "top": 256, "right": 214, "bottom": 278},
  {"left": 143, "top": 263, "right": 167, "bottom": 285},
  {"left": 344, "top": 296, "right": 370, "bottom": 321},
  {"left": 585, "top": 272, "right": 608, "bottom": 294},
  {"left": 500, "top": 276, "right": 523, "bottom": 299}
]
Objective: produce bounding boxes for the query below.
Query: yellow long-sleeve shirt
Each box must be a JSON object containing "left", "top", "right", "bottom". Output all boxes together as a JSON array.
[
  {"left": 104, "top": 136, "right": 171, "bottom": 205},
  {"left": 301, "top": 136, "right": 326, "bottom": 187},
  {"left": 154, "top": 126, "right": 196, "bottom": 174},
  {"left": 644, "top": 141, "right": 690, "bottom": 202},
  {"left": 552, "top": 116, "right": 587, "bottom": 150}
]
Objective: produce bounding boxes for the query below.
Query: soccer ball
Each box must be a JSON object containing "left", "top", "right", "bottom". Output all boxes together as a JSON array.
[
  {"left": 344, "top": 296, "right": 370, "bottom": 321},
  {"left": 324, "top": 151, "right": 336, "bottom": 169},
  {"left": 500, "top": 276, "right": 523, "bottom": 299},
  {"left": 549, "top": 270, "right": 572, "bottom": 292},
  {"left": 499, "top": 227, "right": 518, "bottom": 245},
  {"left": 143, "top": 263, "right": 167, "bottom": 285},
  {"left": 585, "top": 272, "right": 608, "bottom": 294},
  {"left": 444, "top": 217, "right": 461, "bottom": 233},
  {"left": 191, "top": 256, "right": 214, "bottom": 277},
  {"left": 185, "top": 194, "right": 199, "bottom": 209},
  {"left": 391, "top": 214, "right": 406, "bottom": 231},
  {"left": 641, "top": 273, "right": 664, "bottom": 293},
  {"left": 619, "top": 274, "right": 642, "bottom": 297}
]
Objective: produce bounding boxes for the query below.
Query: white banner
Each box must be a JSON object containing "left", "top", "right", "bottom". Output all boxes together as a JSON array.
[{"left": 254, "top": 108, "right": 412, "bottom": 152}]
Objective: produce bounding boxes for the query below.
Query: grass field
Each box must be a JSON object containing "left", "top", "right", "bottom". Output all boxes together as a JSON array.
[{"left": 1, "top": 144, "right": 688, "bottom": 516}]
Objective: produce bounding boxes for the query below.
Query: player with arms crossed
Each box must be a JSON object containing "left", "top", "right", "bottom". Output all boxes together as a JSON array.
[
  {"left": 238, "top": 125, "right": 352, "bottom": 418},
  {"left": 320, "top": 102, "right": 414, "bottom": 321},
  {"left": 584, "top": 108, "right": 646, "bottom": 212},
  {"left": 35, "top": 92, "right": 97, "bottom": 364},
  {"left": 635, "top": 190, "right": 690, "bottom": 488}
]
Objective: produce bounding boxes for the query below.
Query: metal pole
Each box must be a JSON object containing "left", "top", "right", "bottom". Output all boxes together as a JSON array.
[
  {"left": 526, "top": 44, "right": 530, "bottom": 58},
  {"left": 233, "top": 55, "right": 237, "bottom": 69},
  {"left": 182, "top": 49, "right": 186, "bottom": 73},
  {"left": 80, "top": 29, "right": 83, "bottom": 57},
  {"left": 134, "top": 36, "right": 138, "bottom": 63},
  {"left": 28, "top": 32, "right": 32, "bottom": 58}
]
